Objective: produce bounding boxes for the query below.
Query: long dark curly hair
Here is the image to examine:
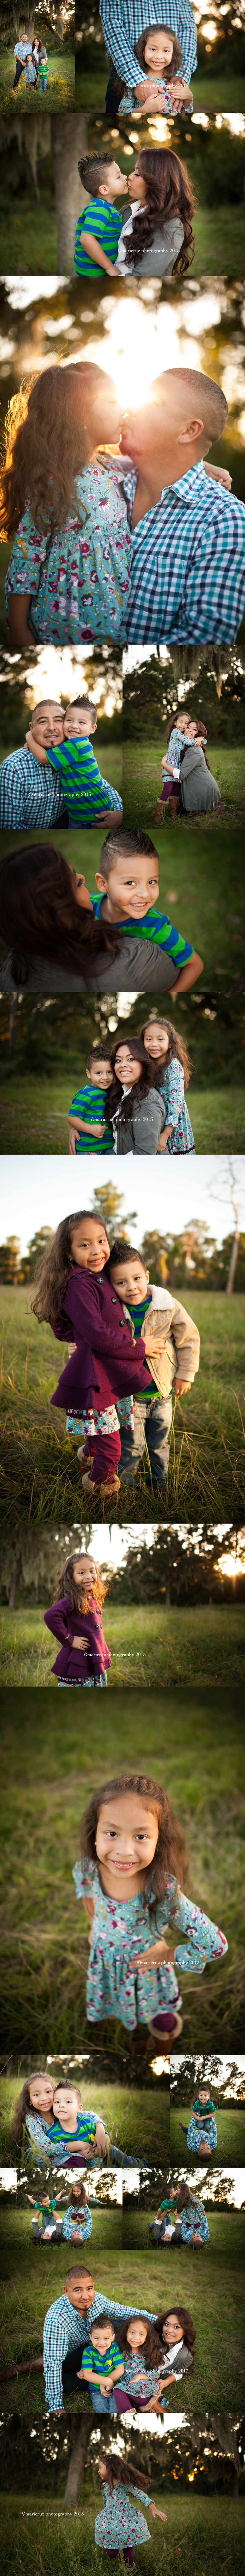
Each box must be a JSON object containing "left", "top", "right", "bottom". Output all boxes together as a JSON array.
[
  {"left": 124, "top": 148, "right": 196, "bottom": 279},
  {"left": 11, "top": 2078, "right": 54, "bottom": 2151},
  {"left": 140, "top": 1015, "right": 192, "bottom": 1089},
  {"left": 156, "top": 2305, "right": 195, "bottom": 2357},
  {"left": 116, "top": 2316, "right": 162, "bottom": 2368},
  {"left": 79, "top": 1769, "right": 188, "bottom": 1908},
  {"left": 110, "top": 22, "right": 183, "bottom": 106},
  {"left": 176, "top": 2184, "right": 201, "bottom": 2215},
  {"left": 0, "top": 845, "right": 120, "bottom": 989},
  {"left": 54, "top": 1551, "right": 108, "bottom": 1616},
  {"left": 98, "top": 2450, "right": 149, "bottom": 2493},
  {"left": 0, "top": 362, "right": 111, "bottom": 541},
  {"left": 108, "top": 1031, "right": 158, "bottom": 1124},
  {"left": 31, "top": 1208, "right": 110, "bottom": 1332}
]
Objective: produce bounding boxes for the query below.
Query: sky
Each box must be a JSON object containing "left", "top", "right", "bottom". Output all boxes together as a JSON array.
[
  {"left": 171, "top": 2055, "right": 245, "bottom": 2097},
  {"left": 53, "top": 1522, "right": 155, "bottom": 1569},
  {"left": 122, "top": 2166, "right": 245, "bottom": 2206},
  {"left": 1, "top": 1155, "right": 245, "bottom": 1261}
]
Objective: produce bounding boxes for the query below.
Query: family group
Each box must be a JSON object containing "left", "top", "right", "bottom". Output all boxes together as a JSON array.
[
  {"left": 67, "top": 1017, "right": 195, "bottom": 1156},
  {"left": 42, "top": 2264, "right": 196, "bottom": 2415},
  {"left": 1, "top": 361, "right": 244, "bottom": 651},
  {"left": 12, "top": 33, "right": 48, "bottom": 92}
]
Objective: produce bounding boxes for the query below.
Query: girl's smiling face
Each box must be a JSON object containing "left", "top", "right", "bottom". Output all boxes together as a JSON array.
[
  {"left": 70, "top": 1217, "right": 110, "bottom": 1272},
  {"left": 73, "top": 1554, "right": 97, "bottom": 1590},
  {"left": 96, "top": 1789, "right": 159, "bottom": 1891},
  {"left": 127, "top": 2318, "right": 147, "bottom": 2349},
  {"left": 29, "top": 2076, "right": 54, "bottom": 2113},
  {"left": 143, "top": 1020, "right": 169, "bottom": 1060},
  {"left": 144, "top": 30, "right": 174, "bottom": 68}
]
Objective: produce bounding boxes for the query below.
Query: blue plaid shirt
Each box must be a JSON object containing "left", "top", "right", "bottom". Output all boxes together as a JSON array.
[
  {"left": 0, "top": 747, "right": 67, "bottom": 831},
  {"left": 43, "top": 2290, "right": 157, "bottom": 2412},
  {"left": 123, "top": 461, "right": 245, "bottom": 646},
  {"left": 100, "top": 0, "right": 197, "bottom": 85},
  {"left": 14, "top": 40, "right": 32, "bottom": 57}
]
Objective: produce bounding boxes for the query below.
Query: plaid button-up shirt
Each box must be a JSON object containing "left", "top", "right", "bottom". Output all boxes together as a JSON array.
[
  {"left": 123, "top": 461, "right": 245, "bottom": 646},
  {"left": 43, "top": 2290, "right": 157, "bottom": 2411},
  {"left": 0, "top": 746, "right": 67, "bottom": 831},
  {"left": 100, "top": 0, "right": 197, "bottom": 86}
]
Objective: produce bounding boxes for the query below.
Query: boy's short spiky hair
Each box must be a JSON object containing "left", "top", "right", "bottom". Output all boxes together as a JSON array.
[
  {"left": 99, "top": 828, "right": 158, "bottom": 881},
  {"left": 78, "top": 153, "right": 116, "bottom": 194},
  {"left": 87, "top": 1042, "right": 113, "bottom": 1069},
  {"left": 69, "top": 694, "right": 97, "bottom": 715},
  {"left": 108, "top": 1238, "right": 146, "bottom": 1274}
]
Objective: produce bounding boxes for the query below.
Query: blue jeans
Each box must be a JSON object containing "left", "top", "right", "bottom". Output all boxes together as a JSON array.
[{"left": 119, "top": 1395, "right": 172, "bottom": 1490}]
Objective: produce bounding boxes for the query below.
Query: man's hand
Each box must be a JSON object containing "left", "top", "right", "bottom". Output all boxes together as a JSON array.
[
  {"left": 172, "top": 1376, "right": 192, "bottom": 1397},
  {"left": 169, "top": 79, "right": 193, "bottom": 106}
]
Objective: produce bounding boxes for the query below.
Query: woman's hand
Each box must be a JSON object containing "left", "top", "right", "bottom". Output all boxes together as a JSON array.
[{"left": 157, "top": 1130, "right": 169, "bottom": 1153}]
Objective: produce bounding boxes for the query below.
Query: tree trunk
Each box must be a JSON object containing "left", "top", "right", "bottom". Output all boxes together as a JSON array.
[
  {"left": 226, "top": 1227, "right": 240, "bottom": 1294},
  {"left": 51, "top": 113, "right": 87, "bottom": 271},
  {"left": 64, "top": 2418, "right": 91, "bottom": 2502},
  {"left": 9, "top": 1552, "right": 22, "bottom": 1611}
]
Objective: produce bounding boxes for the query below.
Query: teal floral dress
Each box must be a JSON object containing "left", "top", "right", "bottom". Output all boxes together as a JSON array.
[
  {"left": 156, "top": 1058, "right": 195, "bottom": 1153},
  {"left": 73, "top": 1857, "right": 228, "bottom": 2030},
  {"left": 94, "top": 2477, "right": 151, "bottom": 2548},
  {"left": 25, "top": 2108, "right": 99, "bottom": 2165},
  {"left": 4, "top": 464, "right": 131, "bottom": 645}
]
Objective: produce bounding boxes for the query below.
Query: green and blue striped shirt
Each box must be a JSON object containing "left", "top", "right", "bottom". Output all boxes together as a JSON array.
[
  {"left": 49, "top": 736, "right": 122, "bottom": 822},
  {"left": 93, "top": 894, "right": 193, "bottom": 967},
  {"left": 69, "top": 1081, "right": 113, "bottom": 1154},
  {"left": 74, "top": 197, "right": 123, "bottom": 278}
]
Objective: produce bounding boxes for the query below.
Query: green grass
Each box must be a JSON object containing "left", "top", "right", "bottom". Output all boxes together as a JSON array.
[
  {"left": 0, "top": 2208, "right": 244, "bottom": 2416},
  {"left": 192, "top": 202, "right": 245, "bottom": 274},
  {"left": 1, "top": 1285, "right": 245, "bottom": 1524},
  {"left": 0, "top": 2075, "right": 170, "bottom": 2172},
  {"left": 1, "top": 2496, "right": 244, "bottom": 2576},
  {"left": 0, "top": 178, "right": 57, "bottom": 275},
  {"left": 170, "top": 2101, "right": 245, "bottom": 2166},
  {"left": 0, "top": 1078, "right": 244, "bottom": 1157},
  {"left": 123, "top": 737, "right": 245, "bottom": 832},
  {"left": 0, "top": 50, "right": 75, "bottom": 112},
  {"left": 1, "top": 1602, "right": 245, "bottom": 1691},
  {"left": 0, "top": 1689, "right": 244, "bottom": 2055}
]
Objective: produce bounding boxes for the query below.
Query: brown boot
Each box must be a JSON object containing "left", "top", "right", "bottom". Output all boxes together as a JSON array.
[
  {"left": 154, "top": 797, "right": 166, "bottom": 823},
  {"left": 166, "top": 794, "right": 180, "bottom": 820}
]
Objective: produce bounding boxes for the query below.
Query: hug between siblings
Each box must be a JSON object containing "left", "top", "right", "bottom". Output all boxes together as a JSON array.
[{"left": 32, "top": 1207, "right": 200, "bottom": 1500}]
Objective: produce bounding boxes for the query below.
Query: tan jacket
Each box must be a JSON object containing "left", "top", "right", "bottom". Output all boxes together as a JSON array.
[{"left": 123, "top": 1281, "right": 200, "bottom": 1398}]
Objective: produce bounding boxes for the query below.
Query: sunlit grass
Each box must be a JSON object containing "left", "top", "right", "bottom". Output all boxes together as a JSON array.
[
  {"left": 1, "top": 1288, "right": 245, "bottom": 1523},
  {"left": 170, "top": 2100, "right": 245, "bottom": 2165},
  {"left": 0, "top": 50, "right": 75, "bottom": 113},
  {"left": 1, "top": 1602, "right": 245, "bottom": 1690}
]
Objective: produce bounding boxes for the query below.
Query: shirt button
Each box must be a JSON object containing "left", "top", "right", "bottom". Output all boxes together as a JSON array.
[{"left": 111, "top": 1296, "right": 117, "bottom": 1303}]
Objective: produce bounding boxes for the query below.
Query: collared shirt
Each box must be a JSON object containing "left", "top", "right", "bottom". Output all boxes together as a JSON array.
[
  {"left": 0, "top": 746, "right": 67, "bottom": 832},
  {"left": 14, "top": 41, "right": 32, "bottom": 57},
  {"left": 74, "top": 197, "right": 123, "bottom": 277},
  {"left": 44, "top": 2290, "right": 157, "bottom": 2411},
  {"left": 123, "top": 461, "right": 245, "bottom": 647},
  {"left": 100, "top": 0, "right": 197, "bottom": 87}
]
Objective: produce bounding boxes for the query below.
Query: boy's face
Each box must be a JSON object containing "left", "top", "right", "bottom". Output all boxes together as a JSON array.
[
  {"left": 70, "top": 1218, "right": 110, "bottom": 1271},
  {"left": 30, "top": 702, "right": 64, "bottom": 747},
  {"left": 53, "top": 2086, "right": 81, "bottom": 2119},
  {"left": 95, "top": 846, "right": 159, "bottom": 923},
  {"left": 110, "top": 1255, "right": 150, "bottom": 1303},
  {"left": 91, "top": 2323, "right": 113, "bottom": 2352},
  {"left": 87, "top": 1057, "right": 113, "bottom": 1090},
  {"left": 100, "top": 160, "right": 127, "bottom": 200},
  {"left": 64, "top": 707, "right": 97, "bottom": 738}
]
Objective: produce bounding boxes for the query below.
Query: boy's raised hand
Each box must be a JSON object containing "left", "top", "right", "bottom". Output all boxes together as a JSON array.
[{"left": 173, "top": 1376, "right": 192, "bottom": 1396}]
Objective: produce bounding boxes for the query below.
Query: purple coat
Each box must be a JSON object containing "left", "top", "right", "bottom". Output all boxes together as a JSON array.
[
  {"left": 44, "top": 1592, "right": 111, "bottom": 1681},
  {"left": 51, "top": 1269, "right": 149, "bottom": 1413}
]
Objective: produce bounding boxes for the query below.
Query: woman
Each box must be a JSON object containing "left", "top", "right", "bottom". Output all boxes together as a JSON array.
[
  {"left": 117, "top": 146, "right": 196, "bottom": 280},
  {"left": 140, "top": 1013, "right": 195, "bottom": 1154},
  {"left": 175, "top": 2182, "right": 209, "bottom": 2243},
  {"left": 94, "top": 2450, "right": 166, "bottom": 2560},
  {"left": 0, "top": 842, "right": 178, "bottom": 995},
  {"left": 1, "top": 364, "right": 131, "bottom": 648},
  {"left": 155, "top": 2304, "right": 195, "bottom": 2398},
  {"left": 62, "top": 2180, "right": 92, "bottom": 2241},
  {"left": 155, "top": 712, "right": 221, "bottom": 820},
  {"left": 186, "top": 2085, "right": 218, "bottom": 2157},
  {"left": 109, "top": 1032, "right": 166, "bottom": 1153},
  {"left": 44, "top": 1548, "right": 111, "bottom": 1687}
]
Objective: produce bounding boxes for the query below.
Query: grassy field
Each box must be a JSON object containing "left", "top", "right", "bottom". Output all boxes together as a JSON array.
[
  {"left": 1, "top": 1285, "right": 245, "bottom": 1524},
  {"left": 0, "top": 1078, "right": 244, "bottom": 1157},
  {"left": 1, "top": 2495, "right": 244, "bottom": 2576},
  {"left": 123, "top": 738, "right": 245, "bottom": 832},
  {"left": 0, "top": 2209, "right": 244, "bottom": 2416},
  {"left": 170, "top": 2101, "right": 245, "bottom": 2166},
  {"left": 0, "top": 176, "right": 57, "bottom": 275},
  {"left": 0, "top": 1690, "right": 244, "bottom": 2055},
  {"left": 1, "top": 1602, "right": 245, "bottom": 1691},
  {"left": 0, "top": 50, "right": 75, "bottom": 112},
  {"left": 0, "top": 2076, "right": 170, "bottom": 2176}
]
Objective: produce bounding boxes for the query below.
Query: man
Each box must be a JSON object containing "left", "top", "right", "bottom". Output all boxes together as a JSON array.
[
  {"left": 121, "top": 367, "right": 245, "bottom": 647},
  {"left": 0, "top": 702, "right": 69, "bottom": 831},
  {"left": 100, "top": 0, "right": 197, "bottom": 97},
  {"left": 43, "top": 2261, "right": 158, "bottom": 2413},
  {"left": 13, "top": 31, "right": 32, "bottom": 88}
]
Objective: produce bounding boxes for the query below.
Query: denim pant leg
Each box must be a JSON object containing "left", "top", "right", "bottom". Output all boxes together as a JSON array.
[
  {"left": 145, "top": 1395, "right": 172, "bottom": 1486},
  {"left": 91, "top": 2388, "right": 111, "bottom": 2412},
  {"left": 118, "top": 1405, "right": 146, "bottom": 1487}
]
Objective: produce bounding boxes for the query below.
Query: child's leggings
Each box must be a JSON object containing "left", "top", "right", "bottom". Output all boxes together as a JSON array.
[
  {"left": 83, "top": 1426, "right": 121, "bottom": 1484},
  {"left": 105, "top": 2556, "right": 134, "bottom": 2568},
  {"left": 160, "top": 780, "right": 175, "bottom": 802}
]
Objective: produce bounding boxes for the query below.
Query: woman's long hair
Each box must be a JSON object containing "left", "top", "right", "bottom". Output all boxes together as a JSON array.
[
  {"left": 140, "top": 1016, "right": 192, "bottom": 1089},
  {"left": 177, "top": 2185, "right": 201, "bottom": 2215},
  {"left": 54, "top": 1552, "right": 108, "bottom": 1615},
  {"left": 156, "top": 2305, "right": 195, "bottom": 2358},
  {"left": 110, "top": 22, "right": 183, "bottom": 105},
  {"left": 0, "top": 362, "right": 109, "bottom": 540},
  {"left": 79, "top": 1770, "right": 188, "bottom": 1908},
  {"left": 11, "top": 2079, "right": 54, "bottom": 2151},
  {"left": 31, "top": 1208, "right": 109, "bottom": 1332},
  {"left": 67, "top": 2181, "right": 87, "bottom": 2210},
  {"left": 124, "top": 148, "right": 196, "bottom": 279},
  {"left": 108, "top": 1031, "right": 157, "bottom": 1124},
  {"left": 99, "top": 2450, "right": 149, "bottom": 2493},
  {"left": 165, "top": 710, "right": 211, "bottom": 774},
  {"left": 117, "top": 2317, "right": 162, "bottom": 2368},
  {"left": 0, "top": 845, "right": 120, "bottom": 987}
]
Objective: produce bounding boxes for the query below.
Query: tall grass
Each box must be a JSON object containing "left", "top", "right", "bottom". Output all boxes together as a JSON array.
[{"left": 1, "top": 1290, "right": 245, "bottom": 1522}]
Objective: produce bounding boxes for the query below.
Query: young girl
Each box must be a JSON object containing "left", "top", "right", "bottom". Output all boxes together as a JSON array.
[
  {"left": 1, "top": 365, "right": 131, "bottom": 649},
  {"left": 62, "top": 2181, "right": 92, "bottom": 2241},
  {"left": 175, "top": 2183, "right": 209, "bottom": 2243},
  {"left": 140, "top": 1013, "right": 195, "bottom": 1154},
  {"left": 11, "top": 2073, "right": 109, "bottom": 2168},
  {"left": 94, "top": 2451, "right": 166, "bottom": 2561},
  {"left": 111, "top": 2314, "right": 167, "bottom": 2412},
  {"left": 108, "top": 25, "right": 193, "bottom": 116},
  {"left": 73, "top": 1768, "right": 228, "bottom": 2042},
  {"left": 186, "top": 2086, "right": 218, "bottom": 2157},
  {"left": 117, "top": 145, "right": 195, "bottom": 280},
  {"left": 44, "top": 1548, "right": 111, "bottom": 1687},
  {"left": 109, "top": 1032, "right": 166, "bottom": 1154},
  {"left": 31, "top": 1208, "right": 150, "bottom": 1496}
]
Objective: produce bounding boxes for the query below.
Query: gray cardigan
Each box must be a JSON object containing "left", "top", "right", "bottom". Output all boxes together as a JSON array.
[
  {"left": 0, "top": 939, "right": 179, "bottom": 996},
  {"left": 115, "top": 1086, "right": 165, "bottom": 1154}
]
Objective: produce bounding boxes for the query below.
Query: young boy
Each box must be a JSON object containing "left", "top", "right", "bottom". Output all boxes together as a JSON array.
[
  {"left": 25, "top": 695, "right": 122, "bottom": 828},
  {"left": 74, "top": 152, "right": 127, "bottom": 280},
  {"left": 107, "top": 1238, "right": 200, "bottom": 1493},
  {"left": 68, "top": 1042, "right": 114, "bottom": 1156},
  {"left": 77, "top": 2316, "right": 125, "bottom": 2412},
  {"left": 93, "top": 828, "right": 203, "bottom": 993}
]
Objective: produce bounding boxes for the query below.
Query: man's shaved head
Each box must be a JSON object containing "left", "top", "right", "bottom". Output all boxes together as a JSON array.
[
  {"left": 153, "top": 369, "right": 228, "bottom": 439},
  {"left": 32, "top": 699, "right": 61, "bottom": 720}
]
